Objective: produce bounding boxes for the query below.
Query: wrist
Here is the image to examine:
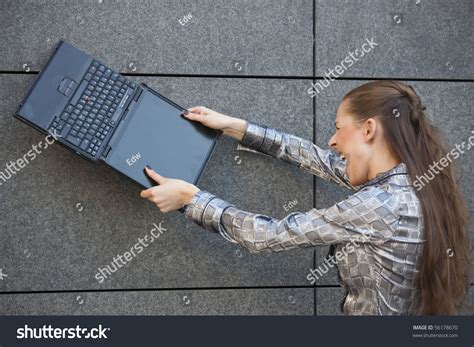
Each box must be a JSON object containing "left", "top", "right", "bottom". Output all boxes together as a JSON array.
[
  {"left": 223, "top": 118, "right": 247, "bottom": 141},
  {"left": 182, "top": 183, "right": 200, "bottom": 205}
]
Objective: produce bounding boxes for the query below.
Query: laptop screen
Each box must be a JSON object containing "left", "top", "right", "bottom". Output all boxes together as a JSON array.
[{"left": 104, "top": 87, "right": 218, "bottom": 188}]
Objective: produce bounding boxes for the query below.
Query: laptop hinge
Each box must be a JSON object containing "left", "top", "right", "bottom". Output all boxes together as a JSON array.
[
  {"left": 103, "top": 145, "right": 112, "bottom": 158},
  {"left": 133, "top": 86, "right": 144, "bottom": 101},
  {"left": 100, "top": 84, "right": 145, "bottom": 162}
]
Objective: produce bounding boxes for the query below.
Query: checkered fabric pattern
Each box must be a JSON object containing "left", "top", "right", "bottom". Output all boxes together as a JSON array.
[{"left": 184, "top": 121, "right": 425, "bottom": 315}]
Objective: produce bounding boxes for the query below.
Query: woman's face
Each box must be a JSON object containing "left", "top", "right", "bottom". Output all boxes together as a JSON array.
[{"left": 328, "top": 99, "right": 373, "bottom": 185}]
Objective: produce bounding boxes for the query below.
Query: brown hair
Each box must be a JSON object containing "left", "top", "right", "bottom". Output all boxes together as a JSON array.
[{"left": 343, "top": 80, "right": 471, "bottom": 315}]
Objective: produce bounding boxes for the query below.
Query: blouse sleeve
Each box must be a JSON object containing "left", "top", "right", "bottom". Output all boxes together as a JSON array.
[
  {"left": 239, "top": 120, "right": 356, "bottom": 191},
  {"left": 183, "top": 186, "right": 399, "bottom": 253}
]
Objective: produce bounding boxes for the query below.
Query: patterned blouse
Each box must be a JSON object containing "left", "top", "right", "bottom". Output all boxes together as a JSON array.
[{"left": 183, "top": 120, "right": 425, "bottom": 315}]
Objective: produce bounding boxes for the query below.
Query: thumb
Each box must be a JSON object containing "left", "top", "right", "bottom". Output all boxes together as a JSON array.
[{"left": 145, "top": 166, "right": 166, "bottom": 184}]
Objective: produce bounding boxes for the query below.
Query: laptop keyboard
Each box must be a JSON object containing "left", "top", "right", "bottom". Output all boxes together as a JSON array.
[{"left": 49, "top": 60, "right": 136, "bottom": 158}]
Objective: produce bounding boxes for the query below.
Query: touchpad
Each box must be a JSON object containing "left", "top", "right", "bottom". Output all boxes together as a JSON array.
[{"left": 105, "top": 89, "right": 217, "bottom": 188}]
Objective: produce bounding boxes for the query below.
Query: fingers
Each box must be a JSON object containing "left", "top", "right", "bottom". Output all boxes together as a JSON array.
[
  {"left": 140, "top": 186, "right": 164, "bottom": 204},
  {"left": 182, "top": 111, "right": 202, "bottom": 122},
  {"left": 139, "top": 187, "right": 171, "bottom": 213},
  {"left": 140, "top": 188, "right": 154, "bottom": 199},
  {"left": 186, "top": 107, "right": 200, "bottom": 114},
  {"left": 187, "top": 106, "right": 208, "bottom": 115},
  {"left": 183, "top": 106, "right": 212, "bottom": 123},
  {"left": 141, "top": 166, "right": 167, "bottom": 204},
  {"left": 144, "top": 166, "right": 166, "bottom": 184}
]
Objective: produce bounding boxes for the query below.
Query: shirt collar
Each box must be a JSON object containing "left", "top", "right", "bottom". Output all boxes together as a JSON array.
[{"left": 359, "top": 162, "right": 410, "bottom": 189}]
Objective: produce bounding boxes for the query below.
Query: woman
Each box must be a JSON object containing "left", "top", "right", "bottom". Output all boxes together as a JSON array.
[{"left": 140, "top": 80, "right": 471, "bottom": 315}]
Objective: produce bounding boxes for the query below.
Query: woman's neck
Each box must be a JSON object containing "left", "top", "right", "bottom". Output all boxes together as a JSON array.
[{"left": 367, "top": 149, "right": 401, "bottom": 180}]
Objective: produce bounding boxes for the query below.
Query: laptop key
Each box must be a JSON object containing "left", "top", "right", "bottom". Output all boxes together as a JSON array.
[
  {"left": 80, "top": 139, "right": 90, "bottom": 151},
  {"left": 59, "top": 124, "right": 71, "bottom": 138},
  {"left": 66, "top": 135, "right": 81, "bottom": 147}
]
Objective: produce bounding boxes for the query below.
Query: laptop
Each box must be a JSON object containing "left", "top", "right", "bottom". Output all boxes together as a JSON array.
[{"left": 15, "top": 41, "right": 220, "bottom": 212}]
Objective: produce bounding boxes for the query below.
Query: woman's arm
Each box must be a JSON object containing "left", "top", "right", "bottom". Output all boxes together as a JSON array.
[
  {"left": 237, "top": 120, "right": 354, "bottom": 191},
  {"left": 183, "top": 107, "right": 354, "bottom": 191},
  {"left": 183, "top": 186, "right": 399, "bottom": 253}
]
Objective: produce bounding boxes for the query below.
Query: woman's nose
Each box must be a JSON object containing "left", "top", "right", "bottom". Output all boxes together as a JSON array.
[{"left": 328, "top": 134, "right": 336, "bottom": 148}]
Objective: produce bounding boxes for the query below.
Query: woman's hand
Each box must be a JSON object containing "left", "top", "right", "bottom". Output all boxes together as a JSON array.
[
  {"left": 140, "top": 166, "right": 200, "bottom": 213},
  {"left": 183, "top": 106, "right": 247, "bottom": 141}
]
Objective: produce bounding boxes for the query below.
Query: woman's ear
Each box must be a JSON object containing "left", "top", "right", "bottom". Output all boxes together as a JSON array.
[{"left": 364, "top": 118, "right": 377, "bottom": 141}]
